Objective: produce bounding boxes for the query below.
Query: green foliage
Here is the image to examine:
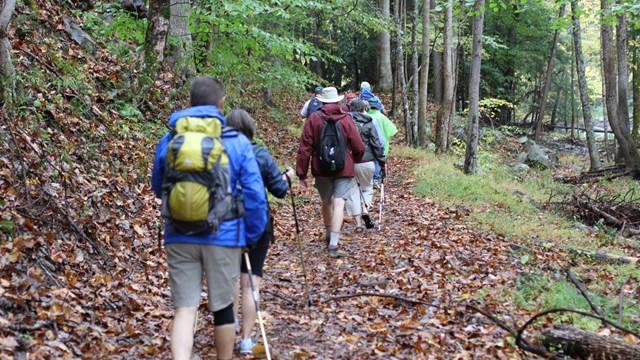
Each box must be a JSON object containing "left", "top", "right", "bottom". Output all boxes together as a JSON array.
[{"left": 83, "top": 2, "right": 147, "bottom": 61}]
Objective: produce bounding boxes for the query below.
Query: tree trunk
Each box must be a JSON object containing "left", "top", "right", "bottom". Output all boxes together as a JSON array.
[
  {"left": 542, "top": 326, "right": 640, "bottom": 359},
  {"left": 572, "top": 0, "right": 601, "bottom": 170},
  {"left": 617, "top": 6, "right": 631, "bottom": 161},
  {"left": 166, "top": 0, "right": 195, "bottom": 81},
  {"left": 633, "top": 39, "right": 640, "bottom": 143},
  {"left": 432, "top": 0, "right": 442, "bottom": 105},
  {"left": 571, "top": 29, "right": 576, "bottom": 140},
  {"left": 142, "top": 0, "right": 170, "bottom": 85},
  {"left": 394, "top": 0, "right": 410, "bottom": 144},
  {"left": 601, "top": 0, "right": 640, "bottom": 177},
  {"left": 463, "top": 0, "right": 485, "bottom": 175},
  {"left": 435, "top": 0, "right": 453, "bottom": 153},
  {"left": 418, "top": 0, "right": 431, "bottom": 147},
  {"left": 534, "top": 5, "right": 566, "bottom": 140},
  {"left": 0, "top": 0, "right": 16, "bottom": 103},
  {"left": 602, "top": 51, "right": 611, "bottom": 162},
  {"left": 377, "top": 0, "right": 393, "bottom": 92},
  {"left": 410, "top": 0, "right": 420, "bottom": 146}
]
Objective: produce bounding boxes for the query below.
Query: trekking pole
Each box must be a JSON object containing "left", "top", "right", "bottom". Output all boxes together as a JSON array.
[
  {"left": 243, "top": 251, "right": 272, "bottom": 360},
  {"left": 357, "top": 181, "right": 375, "bottom": 229},
  {"left": 285, "top": 174, "right": 313, "bottom": 307},
  {"left": 378, "top": 164, "right": 386, "bottom": 231}
]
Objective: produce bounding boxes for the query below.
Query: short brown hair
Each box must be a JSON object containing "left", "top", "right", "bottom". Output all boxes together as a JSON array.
[
  {"left": 226, "top": 109, "right": 256, "bottom": 141},
  {"left": 190, "top": 76, "right": 226, "bottom": 107}
]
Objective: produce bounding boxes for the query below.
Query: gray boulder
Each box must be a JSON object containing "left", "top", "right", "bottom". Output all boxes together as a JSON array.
[
  {"left": 520, "top": 138, "right": 555, "bottom": 169},
  {"left": 63, "top": 16, "right": 96, "bottom": 55}
]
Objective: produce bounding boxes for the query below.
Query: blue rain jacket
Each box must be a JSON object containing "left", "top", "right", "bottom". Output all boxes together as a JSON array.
[
  {"left": 359, "top": 85, "right": 385, "bottom": 112},
  {"left": 151, "top": 105, "right": 267, "bottom": 247}
]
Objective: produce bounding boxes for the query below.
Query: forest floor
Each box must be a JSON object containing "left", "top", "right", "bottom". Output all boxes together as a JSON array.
[{"left": 2, "top": 1, "right": 640, "bottom": 358}]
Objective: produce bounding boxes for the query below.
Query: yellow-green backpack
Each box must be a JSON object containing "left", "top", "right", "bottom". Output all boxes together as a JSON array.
[{"left": 161, "top": 117, "right": 244, "bottom": 235}]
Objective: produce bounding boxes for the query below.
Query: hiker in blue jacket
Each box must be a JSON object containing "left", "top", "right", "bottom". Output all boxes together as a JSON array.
[
  {"left": 359, "top": 81, "right": 386, "bottom": 115},
  {"left": 151, "top": 76, "right": 267, "bottom": 360},
  {"left": 226, "top": 108, "right": 294, "bottom": 355}
]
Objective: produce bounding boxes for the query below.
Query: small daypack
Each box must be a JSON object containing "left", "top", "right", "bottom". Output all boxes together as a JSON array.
[
  {"left": 317, "top": 115, "right": 346, "bottom": 173},
  {"left": 306, "top": 97, "right": 323, "bottom": 117},
  {"left": 161, "top": 117, "right": 244, "bottom": 235}
]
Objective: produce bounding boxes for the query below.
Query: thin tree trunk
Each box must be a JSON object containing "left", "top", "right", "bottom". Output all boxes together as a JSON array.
[
  {"left": 572, "top": 0, "right": 601, "bottom": 170},
  {"left": 167, "top": 0, "right": 195, "bottom": 81},
  {"left": 410, "top": 0, "right": 420, "bottom": 146},
  {"left": 142, "top": 0, "right": 170, "bottom": 85},
  {"left": 602, "top": 51, "right": 611, "bottom": 162},
  {"left": 395, "top": 0, "right": 410, "bottom": 143},
  {"left": 571, "top": 35, "right": 576, "bottom": 140},
  {"left": 418, "top": 0, "right": 431, "bottom": 146},
  {"left": 601, "top": 0, "right": 640, "bottom": 176},
  {"left": 463, "top": 0, "right": 485, "bottom": 175},
  {"left": 435, "top": 0, "right": 453, "bottom": 152},
  {"left": 0, "top": 0, "right": 16, "bottom": 103},
  {"left": 617, "top": 5, "right": 631, "bottom": 161},
  {"left": 534, "top": 5, "right": 566, "bottom": 140},
  {"left": 633, "top": 40, "right": 640, "bottom": 143},
  {"left": 432, "top": 0, "right": 443, "bottom": 105},
  {"left": 377, "top": 0, "right": 393, "bottom": 92},
  {"left": 550, "top": 91, "right": 559, "bottom": 130}
]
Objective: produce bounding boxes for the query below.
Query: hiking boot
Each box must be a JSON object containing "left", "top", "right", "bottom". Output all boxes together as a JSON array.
[
  {"left": 239, "top": 338, "right": 256, "bottom": 355},
  {"left": 327, "top": 245, "right": 347, "bottom": 258},
  {"left": 373, "top": 179, "right": 379, "bottom": 189}
]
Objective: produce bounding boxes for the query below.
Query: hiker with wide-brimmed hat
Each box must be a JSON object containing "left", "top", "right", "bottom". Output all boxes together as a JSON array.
[{"left": 296, "top": 87, "right": 365, "bottom": 257}]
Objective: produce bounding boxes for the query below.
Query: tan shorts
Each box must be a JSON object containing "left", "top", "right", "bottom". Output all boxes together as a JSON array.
[
  {"left": 315, "top": 177, "right": 355, "bottom": 202},
  {"left": 166, "top": 243, "right": 241, "bottom": 312}
]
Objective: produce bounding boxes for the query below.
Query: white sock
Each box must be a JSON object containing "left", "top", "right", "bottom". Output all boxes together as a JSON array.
[{"left": 329, "top": 232, "right": 339, "bottom": 247}]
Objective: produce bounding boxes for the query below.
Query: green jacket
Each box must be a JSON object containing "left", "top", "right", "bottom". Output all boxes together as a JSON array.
[{"left": 368, "top": 109, "right": 398, "bottom": 155}]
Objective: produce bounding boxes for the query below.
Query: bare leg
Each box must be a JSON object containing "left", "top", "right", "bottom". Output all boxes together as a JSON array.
[
  {"left": 240, "top": 273, "right": 261, "bottom": 340},
  {"left": 170, "top": 307, "right": 197, "bottom": 360},
  {"left": 331, "top": 198, "right": 346, "bottom": 233},
  {"left": 215, "top": 324, "right": 236, "bottom": 360}
]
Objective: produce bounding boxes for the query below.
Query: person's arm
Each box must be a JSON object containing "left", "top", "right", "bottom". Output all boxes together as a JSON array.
[
  {"left": 151, "top": 133, "right": 171, "bottom": 197},
  {"left": 238, "top": 141, "right": 268, "bottom": 245},
  {"left": 300, "top": 99, "right": 311, "bottom": 117},
  {"left": 257, "top": 148, "right": 290, "bottom": 199},
  {"left": 296, "top": 115, "right": 315, "bottom": 181},
  {"left": 367, "top": 123, "right": 386, "bottom": 164}
]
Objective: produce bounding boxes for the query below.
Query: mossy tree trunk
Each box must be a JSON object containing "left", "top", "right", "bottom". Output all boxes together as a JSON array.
[
  {"left": 463, "top": 0, "right": 485, "bottom": 174},
  {"left": 166, "top": 0, "right": 195, "bottom": 82},
  {"left": 0, "top": 0, "right": 16, "bottom": 105},
  {"left": 435, "top": 0, "right": 453, "bottom": 153},
  {"left": 417, "top": 0, "right": 430, "bottom": 147},
  {"left": 141, "top": 0, "right": 169, "bottom": 90}
]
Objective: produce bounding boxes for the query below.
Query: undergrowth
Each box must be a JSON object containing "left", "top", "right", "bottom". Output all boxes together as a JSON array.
[{"left": 401, "top": 130, "right": 640, "bottom": 333}]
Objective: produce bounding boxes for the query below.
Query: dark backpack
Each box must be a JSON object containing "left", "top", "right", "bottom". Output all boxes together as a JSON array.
[
  {"left": 306, "top": 97, "right": 323, "bottom": 117},
  {"left": 317, "top": 116, "right": 346, "bottom": 173}
]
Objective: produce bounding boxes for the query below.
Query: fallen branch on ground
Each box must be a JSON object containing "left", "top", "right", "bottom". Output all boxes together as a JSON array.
[
  {"left": 322, "top": 292, "right": 437, "bottom": 307},
  {"left": 542, "top": 325, "right": 640, "bottom": 359}
]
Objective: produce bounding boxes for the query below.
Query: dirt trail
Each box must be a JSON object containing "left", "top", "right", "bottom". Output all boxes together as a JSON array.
[{"left": 211, "top": 156, "right": 532, "bottom": 358}]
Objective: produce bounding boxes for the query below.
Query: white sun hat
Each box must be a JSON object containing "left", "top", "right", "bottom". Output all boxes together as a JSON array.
[{"left": 316, "top": 87, "right": 344, "bottom": 103}]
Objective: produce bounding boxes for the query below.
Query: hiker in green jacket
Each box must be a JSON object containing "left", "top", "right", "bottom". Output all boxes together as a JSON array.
[{"left": 367, "top": 98, "right": 398, "bottom": 188}]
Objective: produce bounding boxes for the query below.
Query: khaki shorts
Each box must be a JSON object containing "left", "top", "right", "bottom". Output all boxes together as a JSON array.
[
  {"left": 166, "top": 243, "right": 241, "bottom": 312},
  {"left": 315, "top": 177, "right": 355, "bottom": 202}
]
